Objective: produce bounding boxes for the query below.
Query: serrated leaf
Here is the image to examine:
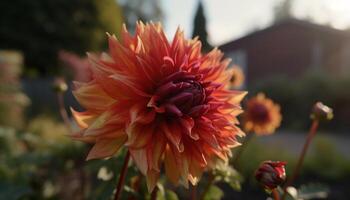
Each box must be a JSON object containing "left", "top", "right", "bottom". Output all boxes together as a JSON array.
[{"left": 203, "top": 185, "right": 224, "bottom": 200}]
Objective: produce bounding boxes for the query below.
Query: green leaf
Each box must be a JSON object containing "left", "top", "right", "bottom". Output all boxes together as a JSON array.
[
  {"left": 297, "top": 183, "right": 329, "bottom": 199},
  {"left": 213, "top": 162, "right": 242, "bottom": 191},
  {"left": 146, "top": 185, "right": 178, "bottom": 200},
  {"left": 228, "top": 180, "right": 242, "bottom": 192},
  {"left": 203, "top": 185, "right": 224, "bottom": 200},
  {"left": 164, "top": 190, "right": 179, "bottom": 200}
]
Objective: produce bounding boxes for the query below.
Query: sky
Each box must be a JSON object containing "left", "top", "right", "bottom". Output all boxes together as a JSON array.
[{"left": 161, "top": 0, "right": 350, "bottom": 46}]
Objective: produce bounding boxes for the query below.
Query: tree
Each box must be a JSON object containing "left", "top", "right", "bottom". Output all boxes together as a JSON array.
[
  {"left": 119, "top": 0, "right": 163, "bottom": 33},
  {"left": 0, "top": 0, "right": 123, "bottom": 76},
  {"left": 192, "top": 1, "right": 212, "bottom": 51},
  {"left": 273, "top": 0, "right": 294, "bottom": 23}
]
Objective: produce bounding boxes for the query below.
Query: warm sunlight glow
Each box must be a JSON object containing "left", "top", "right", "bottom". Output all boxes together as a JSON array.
[
  {"left": 292, "top": 0, "right": 350, "bottom": 30},
  {"left": 325, "top": 0, "right": 350, "bottom": 29}
]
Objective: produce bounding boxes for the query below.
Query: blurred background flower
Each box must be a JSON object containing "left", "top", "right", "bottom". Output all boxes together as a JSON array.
[
  {"left": 229, "top": 65, "right": 245, "bottom": 89},
  {"left": 243, "top": 93, "right": 282, "bottom": 135},
  {"left": 58, "top": 51, "right": 92, "bottom": 83}
]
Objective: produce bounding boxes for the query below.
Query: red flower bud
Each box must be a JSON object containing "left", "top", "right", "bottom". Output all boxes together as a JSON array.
[{"left": 255, "top": 161, "right": 287, "bottom": 190}]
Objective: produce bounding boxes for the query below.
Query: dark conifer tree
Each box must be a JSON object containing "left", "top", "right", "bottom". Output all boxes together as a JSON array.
[{"left": 192, "top": 1, "right": 212, "bottom": 51}]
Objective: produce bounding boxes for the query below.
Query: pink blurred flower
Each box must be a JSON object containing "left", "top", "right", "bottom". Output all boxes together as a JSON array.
[{"left": 59, "top": 51, "right": 92, "bottom": 82}]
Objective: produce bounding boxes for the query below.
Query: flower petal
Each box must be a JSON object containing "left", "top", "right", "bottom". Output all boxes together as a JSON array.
[
  {"left": 130, "top": 149, "right": 148, "bottom": 175},
  {"left": 72, "top": 80, "right": 115, "bottom": 111},
  {"left": 164, "top": 145, "right": 181, "bottom": 185},
  {"left": 161, "top": 121, "right": 184, "bottom": 152},
  {"left": 86, "top": 136, "right": 127, "bottom": 160},
  {"left": 147, "top": 132, "right": 166, "bottom": 171},
  {"left": 179, "top": 116, "right": 198, "bottom": 140},
  {"left": 146, "top": 169, "right": 160, "bottom": 192},
  {"left": 70, "top": 130, "right": 96, "bottom": 143},
  {"left": 70, "top": 108, "right": 97, "bottom": 129},
  {"left": 125, "top": 123, "right": 154, "bottom": 149}
]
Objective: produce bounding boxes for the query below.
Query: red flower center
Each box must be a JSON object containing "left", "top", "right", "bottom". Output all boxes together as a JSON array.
[
  {"left": 148, "top": 71, "right": 209, "bottom": 118},
  {"left": 250, "top": 103, "right": 270, "bottom": 123},
  {"left": 230, "top": 75, "right": 237, "bottom": 83}
]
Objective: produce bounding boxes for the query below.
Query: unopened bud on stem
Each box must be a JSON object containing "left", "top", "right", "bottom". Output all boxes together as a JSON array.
[
  {"left": 255, "top": 160, "right": 287, "bottom": 190},
  {"left": 310, "top": 102, "right": 333, "bottom": 121}
]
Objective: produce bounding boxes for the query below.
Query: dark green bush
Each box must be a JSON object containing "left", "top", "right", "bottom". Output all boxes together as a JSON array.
[
  {"left": 251, "top": 72, "right": 350, "bottom": 131},
  {"left": 0, "top": 0, "right": 123, "bottom": 76}
]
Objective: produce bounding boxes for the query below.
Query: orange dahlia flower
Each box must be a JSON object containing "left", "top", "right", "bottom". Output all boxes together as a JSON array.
[
  {"left": 71, "top": 22, "right": 246, "bottom": 191},
  {"left": 242, "top": 93, "right": 281, "bottom": 135},
  {"left": 229, "top": 65, "right": 244, "bottom": 89}
]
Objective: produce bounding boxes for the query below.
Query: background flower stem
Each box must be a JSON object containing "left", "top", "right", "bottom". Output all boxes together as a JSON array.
[
  {"left": 57, "top": 93, "right": 72, "bottom": 132},
  {"left": 114, "top": 151, "right": 131, "bottom": 200},
  {"left": 282, "top": 120, "right": 319, "bottom": 200}
]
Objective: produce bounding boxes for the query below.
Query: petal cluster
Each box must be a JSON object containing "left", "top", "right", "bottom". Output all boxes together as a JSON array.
[
  {"left": 71, "top": 22, "right": 246, "bottom": 191},
  {"left": 243, "top": 93, "right": 281, "bottom": 135},
  {"left": 255, "top": 160, "right": 287, "bottom": 190}
]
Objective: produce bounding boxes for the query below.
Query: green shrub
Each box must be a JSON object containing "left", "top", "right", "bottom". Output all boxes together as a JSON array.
[
  {"left": 0, "top": 0, "right": 123, "bottom": 75},
  {"left": 235, "top": 134, "right": 350, "bottom": 183},
  {"left": 251, "top": 72, "right": 350, "bottom": 131},
  {"left": 304, "top": 136, "right": 350, "bottom": 180},
  {"left": 0, "top": 51, "right": 30, "bottom": 128}
]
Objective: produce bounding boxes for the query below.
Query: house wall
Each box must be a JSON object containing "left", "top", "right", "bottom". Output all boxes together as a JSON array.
[{"left": 220, "top": 21, "right": 350, "bottom": 85}]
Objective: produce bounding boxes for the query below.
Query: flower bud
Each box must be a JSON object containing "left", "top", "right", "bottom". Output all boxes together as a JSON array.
[
  {"left": 310, "top": 102, "right": 333, "bottom": 121},
  {"left": 52, "top": 77, "right": 68, "bottom": 93},
  {"left": 255, "top": 161, "right": 287, "bottom": 190}
]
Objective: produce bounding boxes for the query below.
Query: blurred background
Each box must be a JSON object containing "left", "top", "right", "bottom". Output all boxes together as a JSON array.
[{"left": 0, "top": 0, "right": 349, "bottom": 199}]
